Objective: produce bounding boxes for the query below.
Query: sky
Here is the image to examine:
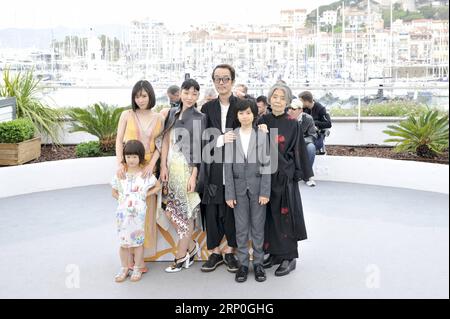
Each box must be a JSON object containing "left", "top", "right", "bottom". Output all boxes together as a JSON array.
[{"left": 2, "top": 0, "right": 335, "bottom": 31}]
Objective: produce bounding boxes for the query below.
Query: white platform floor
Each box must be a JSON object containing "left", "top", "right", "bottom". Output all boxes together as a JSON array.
[{"left": 0, "top": 181, "right": 448, "bottom": 299}]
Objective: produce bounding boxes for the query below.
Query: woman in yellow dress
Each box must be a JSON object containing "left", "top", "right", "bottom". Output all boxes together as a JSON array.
[{"left": 115, "top": 80, "right": 164, "bottom": 276}]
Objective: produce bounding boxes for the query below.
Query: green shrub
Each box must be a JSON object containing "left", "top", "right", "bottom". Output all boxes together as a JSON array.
[
  {"left": 75, "top": 141, "right": 103, "bottom": 158},
  {"left": 68, "top": 103, "right": 125, "bottom": 153},
  {"left": 330, "top": 101, "right": 433, "bottom": 117},
  {"left": 363, "top": 102, "right": 429, "bottom": 117},
  {"left": 0, "top": 118, "right": 35, "bottom": 143},
  {"left": 329, "top": 107, "right": 356, "bottom": 117},
  {"left": 383, "top": 110, "right": 449, "bottom": 158}
]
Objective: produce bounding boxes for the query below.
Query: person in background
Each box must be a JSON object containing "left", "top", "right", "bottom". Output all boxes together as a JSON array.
[
  {"left": 298, "top": 91, "right": 332, "bottom": 155},
  {"left": 234, "top": 84, "right": 249, "bottom": 100},
  {"left": 198, "top": 87, "right": 218, "bottom": 110},
  {"left": 167, "top": 85, "right": 181, "bottom": 108},
  {"left": 256, "top": 95, "right": 270, "bottom": 120},
  {"left": 287, "top": 99, "right": 317, "bottom": 187}
]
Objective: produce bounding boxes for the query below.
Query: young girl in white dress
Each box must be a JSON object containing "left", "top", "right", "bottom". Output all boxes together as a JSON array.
[{"left": 112, "top": 140, "right": 158, "bottom": 282}]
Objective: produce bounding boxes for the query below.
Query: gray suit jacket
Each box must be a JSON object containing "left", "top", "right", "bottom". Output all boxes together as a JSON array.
[{"left": 224, "top": 128, "right": 271, "bottom": 201}]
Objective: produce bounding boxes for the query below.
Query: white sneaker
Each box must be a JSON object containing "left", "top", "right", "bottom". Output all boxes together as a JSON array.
[{"left": 306, "top": 178, "right": 316, "bottom": 187}]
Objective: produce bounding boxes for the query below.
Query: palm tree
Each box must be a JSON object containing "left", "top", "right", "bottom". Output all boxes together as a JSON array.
[
  {"left": 68, "top": 102, "right": 126, "bottom": 153},
  {"left": 383, "top": 110, "right": 449, "bottom": 158}
]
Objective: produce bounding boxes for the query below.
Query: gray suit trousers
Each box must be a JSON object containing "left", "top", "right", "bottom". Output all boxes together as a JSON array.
[{"left": 233, "top": 190, "right": 266, "bottom": 267}]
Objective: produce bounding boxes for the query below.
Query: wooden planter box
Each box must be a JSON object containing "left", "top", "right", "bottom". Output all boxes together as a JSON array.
[{"left": 0, "top": 137, "right": 41, "bottom": 166}]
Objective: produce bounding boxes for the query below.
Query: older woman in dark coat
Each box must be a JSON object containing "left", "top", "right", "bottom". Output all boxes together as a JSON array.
[{"left": 257, "top": 82, "right": 313, "bottom": 277}]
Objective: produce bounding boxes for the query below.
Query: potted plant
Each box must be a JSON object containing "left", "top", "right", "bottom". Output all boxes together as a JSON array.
[{"left": 0, "top": 118, "right": 41, "bottom": 165}]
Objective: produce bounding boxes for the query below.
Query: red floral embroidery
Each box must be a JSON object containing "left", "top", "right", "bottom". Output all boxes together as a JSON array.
[
  {"left": 281, "top": 207, "right": 289, "bottom": 215},
  {"left": 276, "top": 135, "right": 285, "bottom": 144}
]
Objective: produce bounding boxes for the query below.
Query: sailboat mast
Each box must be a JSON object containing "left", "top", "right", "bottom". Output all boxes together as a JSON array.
[
  {"left": 367, "top": 0, "right": 371, "bottom": 83},
  {"left": 342, "top": 1, "right": 346, "bottom": 84},
  {"left": 316, "top": 6, "right": 320, "bottom": 82},
  {"left": 390, "top": 0, "right": 393, "bottom": 80}
]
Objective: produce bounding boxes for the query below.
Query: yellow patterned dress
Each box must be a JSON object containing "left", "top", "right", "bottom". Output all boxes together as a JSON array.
[
  {"left": 165, "top": 128, "right": 201, "bottom": 239},
  {"left": 123, "top": 110, "right": 164, "bottom": 257}
]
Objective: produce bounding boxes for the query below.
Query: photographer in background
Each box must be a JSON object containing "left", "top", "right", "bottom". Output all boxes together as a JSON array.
[{"left": 298, "top": 91, "right": 332, "bottom": 155}]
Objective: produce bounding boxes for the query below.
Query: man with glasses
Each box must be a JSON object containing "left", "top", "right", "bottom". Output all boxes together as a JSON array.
[{"left": 199, "top": 64, "right": 240, "bottom": 273}]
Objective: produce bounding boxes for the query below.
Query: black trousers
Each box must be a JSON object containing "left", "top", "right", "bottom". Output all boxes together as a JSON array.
[{"left": 205, "top": 201, "right": 237, "bottom": 250}]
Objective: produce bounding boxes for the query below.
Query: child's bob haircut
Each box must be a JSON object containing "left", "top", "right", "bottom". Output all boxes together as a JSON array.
[
  {"left": 235, "top": 98, "right": 258, "bottom": 126},
  {"left": 122, "top": 140, "right": 146, "bottom": 165}
]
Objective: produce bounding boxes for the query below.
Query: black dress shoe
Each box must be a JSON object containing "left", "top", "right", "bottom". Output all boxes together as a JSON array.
[
  {"left": 224, "top": 253, "right": 240, "bottom": 273},
  {"left": 263, "top": 255, "right": 282, "bottom": 269},
  {"left": 263, "top": 255, "right": 274, "bottom": 269},
  {"left": 201, "top": 253, "right": 224, "bottom": 272},
  {"left": 274, "top": 259, "right": 296, "bottom": 277},
  {"left": 235, "top": 266, "right": 249, "bottom": 283},
  {"left": 254, "top": 264, "right": 266, "bottom": 282}
]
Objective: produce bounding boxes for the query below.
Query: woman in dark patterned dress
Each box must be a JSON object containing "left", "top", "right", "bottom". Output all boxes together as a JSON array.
[{"left": 257, "top": 82, "right": 313, "bottom": 277}]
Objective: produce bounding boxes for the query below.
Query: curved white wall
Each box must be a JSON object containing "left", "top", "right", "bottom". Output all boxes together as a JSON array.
[
  {"left": 0, "top": 157, "right": 116, "bottom": 198},
  {"left": 0, "top": 156, "right": 448, "bottom": 198},
  {"left": 313, "top": 156, "right": 449, "bottom": 194}
]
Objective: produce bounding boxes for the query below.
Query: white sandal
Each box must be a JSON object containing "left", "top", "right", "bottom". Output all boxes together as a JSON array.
[
  {"left": 114, "top": 267, "right": 130, "bottom": 283},
  {"left": 130, "top": 266, "right": 144, "bottom": 282},
  {"left": 165, "top": 253, "right": 191, "bottom": 273}
]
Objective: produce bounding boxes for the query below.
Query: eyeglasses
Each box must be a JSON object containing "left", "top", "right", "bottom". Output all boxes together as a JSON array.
[{"left": 213, "top": 77, "right": 232, "bottom": 84}]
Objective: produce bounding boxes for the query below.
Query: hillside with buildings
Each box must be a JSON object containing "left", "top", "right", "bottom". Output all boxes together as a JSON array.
[{"left": 0, "top": 0, "right": 448, "bottom": 85}]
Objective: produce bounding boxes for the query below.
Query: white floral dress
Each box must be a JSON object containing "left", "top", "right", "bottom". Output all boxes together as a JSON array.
[{"left": 111, "top": 173, "right": 157, "bottom": 248}]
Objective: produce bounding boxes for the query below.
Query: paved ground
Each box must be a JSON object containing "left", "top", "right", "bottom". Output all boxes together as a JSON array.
[{"left": 0, "top": 181, "right": 448, "bottom": 299}]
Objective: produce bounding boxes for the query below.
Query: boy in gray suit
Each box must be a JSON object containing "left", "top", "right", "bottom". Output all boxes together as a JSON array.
[{"left": 225, "top": 99, "right": 271, "bottom": 283}]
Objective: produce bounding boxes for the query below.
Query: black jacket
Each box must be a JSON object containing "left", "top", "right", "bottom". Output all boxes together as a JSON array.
[
  {"left": 198, "top": 94, "right": 240, "bottom": 203},
  {"left": 163, "top": 104, "right": 206, "bottom": 170},
  {"left": 304, "top": 101, "right": 332, "bottom": 130}
]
